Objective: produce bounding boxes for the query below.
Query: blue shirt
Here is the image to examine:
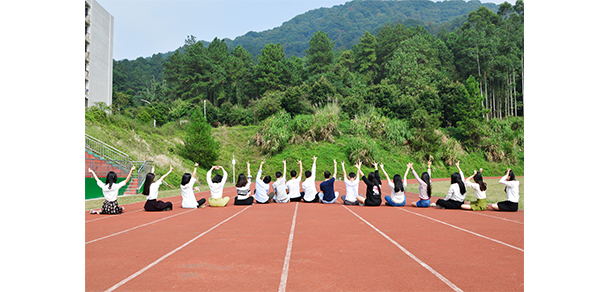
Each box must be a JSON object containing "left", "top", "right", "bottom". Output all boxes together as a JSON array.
[{"left": 319, "top": 177, "right": 336, "bottom": 202}]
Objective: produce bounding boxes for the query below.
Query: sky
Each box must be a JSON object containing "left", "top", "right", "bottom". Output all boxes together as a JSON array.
[{"left": 96, "top": 0, "right": 515, "bottom": 61}]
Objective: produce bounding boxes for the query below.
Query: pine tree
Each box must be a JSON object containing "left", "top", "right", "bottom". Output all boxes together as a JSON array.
[{"left": 180, "top": 108, "right": 219, "bottom": 168}]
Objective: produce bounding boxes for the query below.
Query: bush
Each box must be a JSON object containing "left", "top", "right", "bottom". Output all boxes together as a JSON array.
[
  {"left": 85, "top": 102, "right": 110, "bottom": 124},
  {"left": 344, "top": 136, "right": 380, "bottom": 167},
  {"left": 253, "top": 110, "right": 292, "bottom": 155},
  {"left": 384, "top": 118, "right": 412, "bottom": 146},
  {"left": 180, "top": 108, "right": 219, "bottom": 168}
]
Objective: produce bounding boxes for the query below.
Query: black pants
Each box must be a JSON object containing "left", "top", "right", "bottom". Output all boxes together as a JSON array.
[
  {"left": 290, "top": 192, "right": 305, "bottom": 202},
  {"left": 497, "top": 200, "right": 519, "bottom": 212},
  {"left": 436, "top": 199, "right": 463, "bottom": 209},
  {"left": 303, "top": 193, "right": 319, "bottom": 203},
  {"left": 234, "top": 196, "right": 254, "bottom": 205},
  {"left": 197, "top": 198, "right": 207, "bottom": 207},
  {"left": 144, "top": 199, "right": 173, "bottom": 211}
]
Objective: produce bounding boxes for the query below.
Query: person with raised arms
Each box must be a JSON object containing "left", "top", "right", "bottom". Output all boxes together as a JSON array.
[
  {"left": 340, "top": 160, "right": 361, "bottom": 205},
  {"left": 254, "top": 160, "right": 274, "bottom": 204},
  {"left": 272, "top": 160, "right": 290, "bottom": 203},
  {"left": 207, "top": 165, "right": 230, "bottom": 207},
  {"left": 461, "top": 168, "right": 487, "bottom": 211},
  {"left": 436, "top": 161, "right": 466, "bottom": 209},
  {"left": 489, "top": 168, "right": 520, "bottom": 212},
  {"left": 380, "top": 163, "right": 408, "bottom": 207},
  {"left": 88, "top": 165, "right": 136, "bottom": 214},
  {"left": 301, "top": 156, "right": 320, "bottom": 203},
  {"left": 409, "top": 161, "right": 436, "bottom": 208},
  {"left": 142, "top": 166, "right": 174, "bottom": 211},
  {"left": 180, "top": 163, "right": 207, "bottom": 209},
  {"left": 287, "top": 160, "right": 304, "bottom": 202},
  {"left": 318, "top": 159, "right": 339, "bottom": 204},
  {"left": 356, "top": 162, "right": 382, "bottom": 206},
  {"left": 234, "top": 161, "right": 254, "bottom": 206}
]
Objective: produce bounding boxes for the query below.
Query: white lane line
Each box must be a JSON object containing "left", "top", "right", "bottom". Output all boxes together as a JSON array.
[
  {"left": 398, "top": 208, "right": 524, "bottom": 252},
  {"left": 342, "top": 206, "right": 463, "bottom": 292},
  {"left": 105, "top": 206, "right": 252, "bottom": 292},
  {"left": 85, "top": 209, "right": 144, "bottom": 223},
  {"left": 465, "top": 211, "right": 524, "bottom": 224},
  {"left": 86, "top": 209, "right": 197, "bottom": 245},
  {"left": 278, "top": 202, "right": 299, "bottom": 292}
]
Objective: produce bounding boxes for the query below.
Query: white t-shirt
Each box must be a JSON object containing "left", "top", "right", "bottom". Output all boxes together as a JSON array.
[
  {"left": 255, "top": 170, "right": 270, "bottom": 203},
  {"left": 97, "top": 180, "right": 127, "bottom": 202},
  {"left": 273, "top": 176, "right": 289, "bottom": 203},
  {"left": 207, "top": 169, "right": 228, "bottom": 199},
  {"left": 302, "top": 163, "right": 317, "bottom": 202},
  {"left": 387, "top": 181, "right": 407, "bottom": 204},
  {"left": 499, "top": 175, "right": 520, "bottom": 203},
  {"left": 181, "top": 177, "right": 198, "bottom": 208},
  {"left": 344, "top": 178, "right": 360, "bottom": 202},
  {"left": 464, "top": 181, "right": 486, "bottom": 199},
  {"left": 145, "top": 180, "right": 163, "bottom": 200},
  {"left": 286, "top": 177, "right": 302, "bottom": 199}
]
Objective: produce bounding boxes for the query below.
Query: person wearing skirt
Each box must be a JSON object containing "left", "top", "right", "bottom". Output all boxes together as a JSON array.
[
  {"left": 142, "top": 166, "right": 174, "bottom": 211},
  {"left": 89, "top": 166, "right": 136, "bottom": 214},
  {"left": 490, "top": 168, "right": 520, "bottom": 212},
  {"left": 234, "top": 162, "right": 254, "bottom": 206},
  {"left": 436, "top": 162, "right": 466, "bottom": 209},
  {"left": 461, "top": 168, "right": 488, "bottom": 211}
]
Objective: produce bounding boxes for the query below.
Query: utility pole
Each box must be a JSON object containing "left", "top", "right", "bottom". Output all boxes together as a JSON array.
[{"left": 232, "top": 153, "right": 236, "bottom": 184}]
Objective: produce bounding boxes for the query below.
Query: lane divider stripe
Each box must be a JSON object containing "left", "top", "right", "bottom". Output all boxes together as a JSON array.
[
  {"left": 104, "top": 206, "right": 252, "bottom": 292},
  {"left": 342, "top": 206, "right": 464, "bottom": 292}
]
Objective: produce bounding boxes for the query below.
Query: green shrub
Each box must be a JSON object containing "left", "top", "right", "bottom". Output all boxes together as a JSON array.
[
  {"left": 384, "top": 118, "right": 412, "bottom": 146},
  {"left": 345, "top": 136, "right": 380, "bottom": 167},
  {"left": 253, "top": 110, "right": 292, "bottom": 155}
]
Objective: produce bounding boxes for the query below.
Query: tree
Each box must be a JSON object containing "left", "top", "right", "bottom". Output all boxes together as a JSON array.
[
  {"left": 305, "top": 31, "right": 335, "bottom": 76},
  {"left": 180, "top": 108, "right": 219, "bottom": 168},
  {"left": 354, "top": 31, "right": 378, "bottom": 84},
  {"left": 254, "top": 43, "right": 286, "bottom": 96}
]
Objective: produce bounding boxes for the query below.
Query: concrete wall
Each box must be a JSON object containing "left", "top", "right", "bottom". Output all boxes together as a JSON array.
[{"left": 87, "top": 0, "right": 113, "bottom": 108}]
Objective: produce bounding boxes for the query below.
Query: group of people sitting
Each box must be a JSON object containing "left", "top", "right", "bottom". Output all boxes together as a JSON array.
[{"left": 88, "top": 156, "right": 520, "bottom": 215}]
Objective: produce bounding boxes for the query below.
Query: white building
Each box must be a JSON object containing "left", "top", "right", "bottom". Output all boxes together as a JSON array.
[{"left": 85, "top": 0, "right": 113, "bottom": 108}]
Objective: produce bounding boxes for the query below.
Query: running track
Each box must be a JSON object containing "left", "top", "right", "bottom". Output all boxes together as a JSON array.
[{"left": 86, "top": 180, "right": 523, "bottom": 291}]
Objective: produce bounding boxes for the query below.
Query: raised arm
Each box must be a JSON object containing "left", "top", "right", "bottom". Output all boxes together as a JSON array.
[
  {"left": 427, "top": 161, "right": 432, "bottom": 179},
  {"left": 297, "top": 160, "right": 303, "bottom": 179},
  {"left": 341, "top": 161, "right": 347, "bottom": 181},
  {"left": 403, "top": 164, "right": 410, "bottom": 183},
  {"left": 465, "top": 169, "right": 477, "bottom": 181},
  {"left": 282, "top": 160, "right": 287, "bottom": 180},
  {"left": 193, "top": 162, "right": 199, "bottom": 177},
  {"left": 158, "top": 166, "right": 173, "bottom": 182},
  {"left": 256, "top": 161, "right": 265, "bottom": 182},
  {"left": 246, "top": 161, "right": 251, "bottom": 178},
  {"left": 219, "top": 166, "right": 228, "bottom": 185},
  {"left": 456, "top": 161, "right": 465, "bottom": 181},
  {"left": 380, "top": 164, "right": 391, "bottom": 185},
  {"left": 88, "top": 168, "right": 100, "bottom": 182},
  {"left": 356, "top": 161, "right": 365, "bottom": 178},
  {"left": 207, "top": 166, "right": 215, "bottom": 185},
  {"left": 125, "top": 166, "right": 136, "bottom": 183},
  {"left": 333, "top": 159, "right": 337, "bottom": 179},
  {"left": 311, "top": 156, "right": 317, "bottom": 180}
]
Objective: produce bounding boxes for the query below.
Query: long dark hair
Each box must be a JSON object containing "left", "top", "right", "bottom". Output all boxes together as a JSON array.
[
  {"left": 236, "top": 173, "right": 248, "bottom": 188},
  {"left": 181, "top": 173, "right": 192, "bottom": 186},
  {"left": 368, "top": 172, "right": 381, "bottom": 194},
  {"left": 105, "top": 171, "right": 117, "bottom": 190},
  {"left": 393, "top": 174, "right": 404, "bottom": 193},
  {"left": 421, "top": 171, "right": 432, "bottom": 198},
  {"left": 450, "top": 172, "right": 466, "bottom": 195},
  {"left": 473, "top": 172, "right": 487, "bottom": 191},
  {"left": 142, "top": 173, "right": 155, "bottom": 196}
]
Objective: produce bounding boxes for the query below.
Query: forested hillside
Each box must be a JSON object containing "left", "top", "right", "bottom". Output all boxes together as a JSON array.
[{"left": 92, "top": 0, "right": 524, "bottom": 182}]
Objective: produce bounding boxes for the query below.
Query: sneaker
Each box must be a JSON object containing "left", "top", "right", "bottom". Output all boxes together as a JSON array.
[{"left": 89, "top": 209, "right": 98, "bottom": 214}]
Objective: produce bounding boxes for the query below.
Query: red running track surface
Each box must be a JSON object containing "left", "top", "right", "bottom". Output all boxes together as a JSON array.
[{"left": 86, "top": 180, "right": 523, "bottom": 292}]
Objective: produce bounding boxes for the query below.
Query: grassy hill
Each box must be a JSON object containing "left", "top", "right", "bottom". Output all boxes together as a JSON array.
[{"left": 85, "top": 109, "right": 523, "bottom": 194}]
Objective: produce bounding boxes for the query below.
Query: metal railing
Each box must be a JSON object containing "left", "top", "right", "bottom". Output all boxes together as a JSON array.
[
  {"left": 85, "top": 134, "right": 131, "bottom": 169},
  {"left": 85, "top": 134, "right": 154, "bottom": 193}
]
